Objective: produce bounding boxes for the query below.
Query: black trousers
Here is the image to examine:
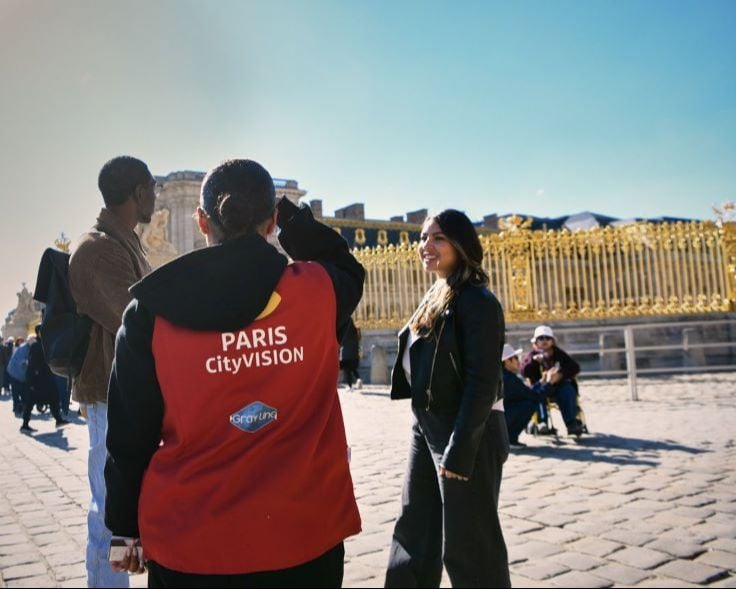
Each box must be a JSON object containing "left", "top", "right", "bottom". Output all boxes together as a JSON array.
[
  {"left": 21, "top": 387, "right": 62, "bottom": 425},
  {"left": 147, "top": 542, "right": 344, "bottom": 588},
  {"left": 9, "top": 377, "right": 24, "bottom": 412},
  {"left": 340, "top": 359, "right": 360, "bottom": 387},
  {"left": 385, "top": 410, "right": 510, "bottom": 588},
  {"left": 504, "top": 399, "right": 538, "bottom": 442}
]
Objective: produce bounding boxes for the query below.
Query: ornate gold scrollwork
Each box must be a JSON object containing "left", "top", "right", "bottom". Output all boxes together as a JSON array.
[
  {"left": 722, "top": 222, "right": 736, "bottom": 312},
  {"left": 350, "top": 219, "right": 734, "bottom": 328}
]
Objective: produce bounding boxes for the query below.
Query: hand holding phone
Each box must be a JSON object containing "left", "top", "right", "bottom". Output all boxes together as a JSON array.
[{"left": 109, "top": 536, "right": 145, "bottom": 574}]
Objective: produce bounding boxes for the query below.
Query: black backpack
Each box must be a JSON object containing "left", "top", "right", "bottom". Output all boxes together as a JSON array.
[{"left": 33, "top": 248, "right": 92, "bottom": 379}]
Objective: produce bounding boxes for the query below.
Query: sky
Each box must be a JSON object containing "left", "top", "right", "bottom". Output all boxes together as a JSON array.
[{"left": 0, "top": 0, "right": 734, "bottom": 317}]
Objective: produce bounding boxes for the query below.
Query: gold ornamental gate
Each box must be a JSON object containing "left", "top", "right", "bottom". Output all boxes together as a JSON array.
[{"left": 352, "top": 219, "right": 736, "bottom": 329}]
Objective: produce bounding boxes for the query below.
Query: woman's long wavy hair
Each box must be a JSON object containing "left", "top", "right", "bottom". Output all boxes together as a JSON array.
[{"left": 409, "top": 209, "right": 489, "bottom": 336}]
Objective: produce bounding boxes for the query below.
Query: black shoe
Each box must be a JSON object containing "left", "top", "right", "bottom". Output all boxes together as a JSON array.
[
  {"left": 55, "top": 419, "right": 71, "bottom": 427},
  {"left": 567, "top": 422, "right": 584, "bottom": 436},
  {"left": 509, "top": 439, "right": 527, "bottom": 447},
  {"left": 20, "top": 424, "right": 37, "bottom": 433}
]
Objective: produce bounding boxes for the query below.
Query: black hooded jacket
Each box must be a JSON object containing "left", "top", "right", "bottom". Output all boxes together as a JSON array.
[{"left": 104, "top": 197, "right": 365, "bottom": 537}]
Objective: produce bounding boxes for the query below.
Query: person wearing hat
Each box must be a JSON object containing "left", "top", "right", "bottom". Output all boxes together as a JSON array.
[
  {"left": 501, "top": 344, "right": 560, "bottom": 447},
  {"left": 521, "top": 325, "right": 584, "bottom": 436},
  {"left": 385, "top": 209, "right": 510, "bottom": 588}
]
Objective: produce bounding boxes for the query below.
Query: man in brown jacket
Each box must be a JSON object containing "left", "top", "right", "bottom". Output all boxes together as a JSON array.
[{"left": 69, "top": 156, "right": 154, "bottom": 588}]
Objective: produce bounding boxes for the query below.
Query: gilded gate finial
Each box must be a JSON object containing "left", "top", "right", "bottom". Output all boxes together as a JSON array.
[{"left": 54, "top": 232, "right": 71, "bottom": 253}]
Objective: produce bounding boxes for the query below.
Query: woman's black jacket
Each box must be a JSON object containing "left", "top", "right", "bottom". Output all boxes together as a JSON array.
[{"left": 390, "top": 283, "right": 505, "bottom": 477}]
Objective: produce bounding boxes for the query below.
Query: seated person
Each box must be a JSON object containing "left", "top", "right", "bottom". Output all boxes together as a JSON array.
[
  {"left": 502, "top": 344, "right": 561, "bottom": 446},
  {"left": 521, "top": 325, "right": 585, "bottom": 436}
]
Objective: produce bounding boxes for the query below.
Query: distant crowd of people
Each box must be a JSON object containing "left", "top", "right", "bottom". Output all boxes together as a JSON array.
[
  {"left": 2, "top": 154, "right": 593, "bottom": 589},
  {"left": 1, "top": 330, "right": 70, "bottom": 432}
]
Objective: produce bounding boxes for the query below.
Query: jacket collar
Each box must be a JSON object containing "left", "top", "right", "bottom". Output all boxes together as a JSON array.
[
  {"left": 131, "top": 234, "right": 288, "bottom": 332},
  {"left": 95, "top": 208, "right": 145, "bottom": 255}
]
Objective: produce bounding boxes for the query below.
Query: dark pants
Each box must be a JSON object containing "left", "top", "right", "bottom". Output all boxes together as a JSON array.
[
  {"left": 385, "top": 410, "right": 510, "bottom": 588},
  {"left": 9, "top": 377, "right": 24, "bottom": 413},
  {"left": 549, "top": 381, "right": 579, "bottom": 429},
  {"left": 504, "top": 399, "right": 538, "bottom": 442},
  {"left": 147, "top": 543, "right": 344, "bottom": 588},
  {"left": 340, "top": 359, "right": 360, "bottom": 387},
  {"left": 22, "top": 387, "right": 63, "bottom": 426},
  {"left": 54, "top": 376, "right": 70, "bottom": 415}
]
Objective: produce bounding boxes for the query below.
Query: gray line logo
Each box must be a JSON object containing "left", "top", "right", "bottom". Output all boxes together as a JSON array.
[{"left": 230, "top": 401, "right": 278, "bottom": 433}]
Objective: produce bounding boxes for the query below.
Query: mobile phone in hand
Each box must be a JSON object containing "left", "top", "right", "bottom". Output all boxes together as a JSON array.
[{"left": 108, "top": 537, "right": 143, "bottom": 562}]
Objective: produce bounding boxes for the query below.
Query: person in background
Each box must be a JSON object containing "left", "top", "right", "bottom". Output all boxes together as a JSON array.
[
  {"left": 339, "top": 318, "right": 362, "bottom": 389},
  {"left": 385, "top": 209, "right": 510, "bottom": 588},
  {"left": 521, "top": 325, "right": 584, "bottom": 436},
  {"left": 69, "top": 155, "right": 154, "bottom": 588},
  {"left": 7, "top": 338, "right": 29, "bottom": 416},
  {"left": 501, "top": 343, "right": 561, "bottom": 447},
  {"left": 23, "top": 325, "right": 70, "bottom": 432},
  {"left": 1, "top": 337, "right": 13, "bottom": 395}
]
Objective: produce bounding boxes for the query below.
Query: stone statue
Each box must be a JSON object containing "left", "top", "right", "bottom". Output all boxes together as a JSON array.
[
  {"left": 1, "top": 283, "right": 41, "bottom": 339},
  {"left": 138, "top": 209, "right": 178, "bottom": 268},
  {"left": 17, "top": 284, "right": 34, "bottom": 315}
]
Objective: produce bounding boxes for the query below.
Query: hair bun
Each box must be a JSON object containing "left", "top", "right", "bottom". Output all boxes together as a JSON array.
[
  {"left": 217, "top": 193, "right": 256, "bottom": 235},
  {"left": 200, "top": 159, "right": 276, "bottom": 241}
]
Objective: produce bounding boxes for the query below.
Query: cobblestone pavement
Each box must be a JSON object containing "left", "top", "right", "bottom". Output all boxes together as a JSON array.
[{"left": 1, "top": 373, "right": 735, "bottom": 588}]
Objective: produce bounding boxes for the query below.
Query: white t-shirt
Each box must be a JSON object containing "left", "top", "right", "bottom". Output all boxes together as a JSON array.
[{"left": 402, "top": 328, "right": 420, "bottom": 385}]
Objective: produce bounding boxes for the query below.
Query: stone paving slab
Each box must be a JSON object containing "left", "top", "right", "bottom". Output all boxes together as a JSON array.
[
  {"left": 550, "top": 570, "right": 613, "bottom": 587},
  {"left": 696, "top": 551, "right": 736, "bottom": 571},
  {"left": 1, "top": 372, "right": 736, "bottom": 588},
  {"left": 645, "top": 537, "right": 708, "bottom": 559},
  {"left": 609, "top": 546, "right": 672, "bottom": 570},
  {"left": 653, "top": 559, "right": 729, "bottom": 584}
]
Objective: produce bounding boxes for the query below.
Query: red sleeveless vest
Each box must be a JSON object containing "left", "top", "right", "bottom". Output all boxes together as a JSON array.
[{"left": 139, "top": 262, "right": 361, "bottom": 574}]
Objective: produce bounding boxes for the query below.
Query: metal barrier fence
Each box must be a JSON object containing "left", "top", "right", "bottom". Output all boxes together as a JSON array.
[
  {"left": 353, "top": 220, "right": 736, "bottom": 329},
  {"left": 506, "top": 319, "right": 736, "bottom": 401}
]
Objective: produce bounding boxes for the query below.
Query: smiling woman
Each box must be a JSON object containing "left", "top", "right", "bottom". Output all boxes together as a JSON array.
[{"left": 385, "top": 209, "right": 511, "bottom": 588}]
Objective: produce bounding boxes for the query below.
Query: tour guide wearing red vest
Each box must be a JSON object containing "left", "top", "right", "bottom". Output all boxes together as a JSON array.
[{"left": 104, "top": 197, "right": 364, "bottom": 577}]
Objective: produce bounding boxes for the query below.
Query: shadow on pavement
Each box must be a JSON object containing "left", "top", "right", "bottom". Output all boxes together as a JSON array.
[
  {"left": 33, "top": 429, "right": 77, "bottom": 451},
  {"left": 518, "top": 433, "right": 708, "bottom": 466},
  {"left": 574, "top": 433, "right": 707, "bottom": 454}
]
